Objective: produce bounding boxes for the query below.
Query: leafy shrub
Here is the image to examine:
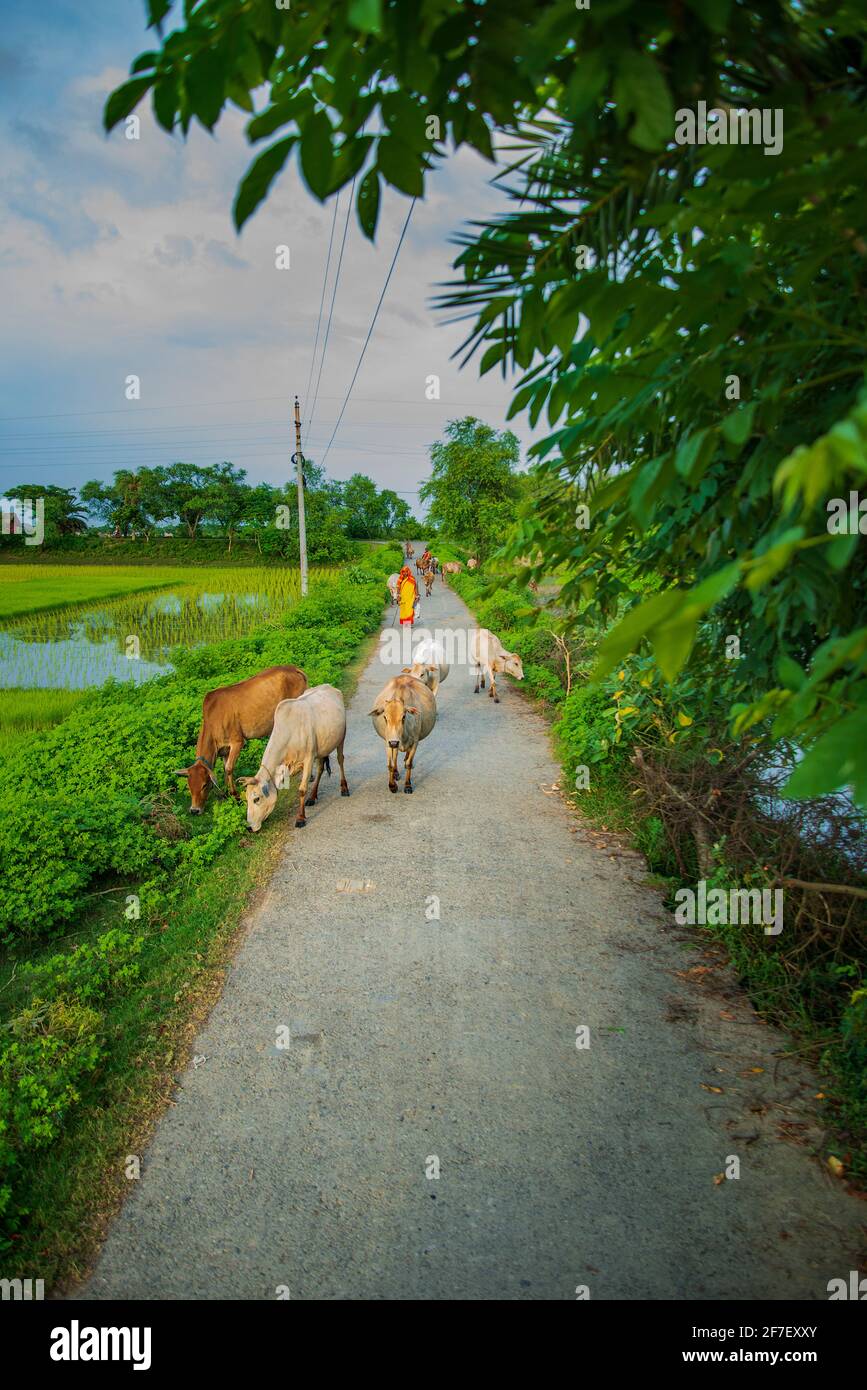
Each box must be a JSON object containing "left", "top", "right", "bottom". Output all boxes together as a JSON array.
[
  {"left": 522, "top": 663, "right": 565, "bottom": 706},
  {"left": 0, "top": 928, "right": 142, "bottom": 1233}
]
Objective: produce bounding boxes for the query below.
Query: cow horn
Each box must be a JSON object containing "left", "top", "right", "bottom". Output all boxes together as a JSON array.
[
  {"left": 172, "top": 768, "right": 190, "bottom": 777},
  {"left": 369, "top": 706, "right": 384, "bottom": 716},
  {"left": 237, "top": 776, "right": 256, "bottom": 788}
]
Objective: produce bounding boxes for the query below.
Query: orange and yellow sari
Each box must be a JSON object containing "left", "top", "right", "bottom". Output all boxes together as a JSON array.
[{"left": 398, "top": 567, "right": 418, "bottom": 625}]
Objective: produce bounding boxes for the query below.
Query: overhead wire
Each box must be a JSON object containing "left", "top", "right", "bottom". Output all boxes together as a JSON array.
[{"left": 321, "top": 198, "right": 416, "bottom": 470}]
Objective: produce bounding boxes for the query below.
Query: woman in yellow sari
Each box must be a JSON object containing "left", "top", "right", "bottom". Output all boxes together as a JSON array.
[{"left": 398, "top": 565, "right": 419, "bottom": 626}]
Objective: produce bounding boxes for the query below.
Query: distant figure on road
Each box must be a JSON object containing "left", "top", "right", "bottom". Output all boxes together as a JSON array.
[{"left": 397, "top": 565, "right": 419, "bottom": 627}]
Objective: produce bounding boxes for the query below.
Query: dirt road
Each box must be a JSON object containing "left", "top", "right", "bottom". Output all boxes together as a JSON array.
[{"left": 80, "top": 565, "right": 864, "bottom": 1300}]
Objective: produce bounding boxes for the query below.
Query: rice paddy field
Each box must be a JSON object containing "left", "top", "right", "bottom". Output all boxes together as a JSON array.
[
  {"left": 0, "top": 564, "right": 195, "bottom": 619},
  {"left": 0, "top": 563, "right": 343, "bottom": 737}
]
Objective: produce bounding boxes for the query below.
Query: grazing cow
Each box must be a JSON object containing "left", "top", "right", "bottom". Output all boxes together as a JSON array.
[
  {"left": 423, "top": 568, "right": 435, "bottom": 597},
  {"left": 239, "top": 684, "right": 349, "bottom": 831},
  {"left": 408, "top": 636, "right": 450, "bottom": 696},
  {"left": 174, "top": 665, "right": 308, "bottom": 811},
  {"left": 369, "top": 673, "right": 436, "bottom": 794},
  {"left": 387, "top": 572, "right": 400, "bottom": 605},
  {"left": 470, "top": 628, "right": 524, "bottom": 704},
  {"left": 440, "top": 560, "right": 463, "bottom": 583},
  {"left": 467, "top": 557, "right": 478, "bottom": 570}
]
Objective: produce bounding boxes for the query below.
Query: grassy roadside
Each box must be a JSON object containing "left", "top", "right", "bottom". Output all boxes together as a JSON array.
[
  {"left": 0, "top": 548, "right": 400, "bottom": 1287},
  {"left": 445, "top": 552, "right": 867, "bottom": 1182}
]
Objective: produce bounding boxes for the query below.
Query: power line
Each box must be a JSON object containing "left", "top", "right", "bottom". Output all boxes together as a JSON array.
[
  {"left": 301, "top": 191, "right": 340, "bottom": 425},
  {"left": 306, "top": 175, "right": 356, "bottom": 439},
  {"left": 0, "top": 442, "right": 432, "bottom": 471},
  {"left": 322, "top": 199, "right": 416, "bottom": 471},
  {"left": 0, "top": 393, "right": 505, "bottom": 426}
]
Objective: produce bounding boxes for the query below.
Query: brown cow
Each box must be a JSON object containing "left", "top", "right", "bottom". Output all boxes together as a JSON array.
[
  {"left": 173, "top": 665, "right": 307, "bottom": 811},
  {"left": 369, "top": 673, "right": 437, "bottom": 794},
  {"left": 424, "top": 568, "right": 435, "bottom": 596},
  {"left": 440, "top": 560, "right": 463, "bottom": 583}
]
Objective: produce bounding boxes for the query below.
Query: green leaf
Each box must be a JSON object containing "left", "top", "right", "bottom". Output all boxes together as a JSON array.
[
  {"left": 104, "top": 76, "right": 155, "bottom": 132},
  {"left": 357, "top": 168, "right": 381, "bottom": 240},
  {"left": 233, "top": 137, "right": 296, "bottom": 230},
  {"left": 131, "top": 52, "right": 159, "bottom": 75},
  {"left": 381, "top": 92, "right": 428, "bottom": 152},
  {"left": 300, "top": 111, "right": 334, "bottom": 200},
  {"left": 152, "top": 74, "right": 179, "bottom": 133},
  {"left": 377, "top": 133, "right": 423, "bottom": 197},
  {"left": 479, "top": 343, "right": 506, "bottom": 377},
  {"left": 614, "top": 53, "right": 673, "bottom": 152},
  {"left": 686, "top": 561, "right": 741, "bottom": 612},
  {"left": 780, "top": 710, "right": 867, "bottom": 805},
  {"left": 651, "top": 617, "right": 697, "bottom": 683},
  {"left": 147, "top": 0, "right": 172, "bottom": 27},
  {"left": 721, "top": 401, "right": 756, "bottom": 449},
  {"left": 675, "top": 428, "right": 709, "bottom": 481},
  {"left": 594, "top": 591, "right": 683, "bottom": 677},
  {"left": 185, "top": 47, "right": 225, "bottom": 130},
  {"left": 776, "top": 655, "right": 805, "bottom": 691},
  {"left": 348, "top": 0, "right": 383, "bottom": 35}
]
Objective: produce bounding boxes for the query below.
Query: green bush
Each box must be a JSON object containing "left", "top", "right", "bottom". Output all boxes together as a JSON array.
[
  {"left": 0, "top": 928, "right": 142, "bottom": 1235},
  {"left": 522, "top": 663, "right": 565, "bottom": 706}
]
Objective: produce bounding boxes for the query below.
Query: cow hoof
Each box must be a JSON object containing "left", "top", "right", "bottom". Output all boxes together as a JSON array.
[
  {"left": 389, "top": 783, "right": 398, "bottom": 794},
  {"left": 404, "top": 784, "right": 413, "bottom": 794},
  {"left": 341, "top": 787, "right": 350, "bottom": 797},
  {"left": 294, "top": 818, "right": 307, "bottom": 828},
  {"left": 305, "top": 797, "right": 317, "bottom": 807},
  {"left": 494, "top": 696, "right": 500, "bottom": 704}
]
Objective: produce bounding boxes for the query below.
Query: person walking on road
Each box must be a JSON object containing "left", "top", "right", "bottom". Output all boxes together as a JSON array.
[{"left": 398, "top": 564, "right": 419, "bottom": 627}]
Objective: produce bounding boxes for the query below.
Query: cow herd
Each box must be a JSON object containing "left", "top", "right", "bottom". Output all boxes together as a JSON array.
[{"left": 174, "top": 575, "right": 524, "bottom": 830}]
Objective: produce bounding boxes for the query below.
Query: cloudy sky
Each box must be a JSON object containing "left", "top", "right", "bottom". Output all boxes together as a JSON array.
[{"left": 0, "top": 0, "right": 540, "bottom": 516}]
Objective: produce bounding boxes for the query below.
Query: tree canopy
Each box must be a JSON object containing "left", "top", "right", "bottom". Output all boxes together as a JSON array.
[{"left": 420, "top": 416, "right": 521, "bottom": 557}]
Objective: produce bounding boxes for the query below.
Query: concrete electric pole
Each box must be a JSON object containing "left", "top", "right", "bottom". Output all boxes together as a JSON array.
[{"left": 293, "top": 395, "right": 309, "bottom": 597}]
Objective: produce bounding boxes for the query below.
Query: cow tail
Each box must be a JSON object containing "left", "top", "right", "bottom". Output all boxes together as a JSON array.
[{"left": 324, "top": 755, "right": 332, "bottom": 776}]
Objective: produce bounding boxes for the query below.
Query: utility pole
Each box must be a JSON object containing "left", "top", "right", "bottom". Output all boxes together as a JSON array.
[{"left": 293, "top": 395, "right": 309, "bottom": 597}]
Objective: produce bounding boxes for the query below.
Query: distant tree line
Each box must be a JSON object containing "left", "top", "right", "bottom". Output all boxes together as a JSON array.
[{"left": 2, "top": 462, "right": 421, "bottom": 559}]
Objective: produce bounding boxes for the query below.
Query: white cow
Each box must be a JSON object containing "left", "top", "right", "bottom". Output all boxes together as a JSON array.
[
  {"left": 387, "top": 572, "right": 400, "bottom": 605},
  {"left": 239, "top": 684, "right": 348, "bottom": 831},
  {"left": 408, "top": 636, "right": 450, "bottom": 696},
  {"left": 469, "top": 628, "right": 524, "bottom": 704}
]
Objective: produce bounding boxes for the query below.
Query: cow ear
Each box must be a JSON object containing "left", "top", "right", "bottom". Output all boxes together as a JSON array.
[
  {"left": 400, "top": 666, "right": 412, "bottom": 673},
  {"left": 172, "top": 768, "right": 190, "bottom": 777},
  {"left": 261, "top": 782, "right": 271, "bottom": 797},
  {"left": 369, "top": 706, "right": 383, "bottom": 716},
  {"left": 408, "top": 707, "right": 419, "bottom": 715},
  {"left": 237, "top": 776, "right": 255, "bottom": 788}
]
